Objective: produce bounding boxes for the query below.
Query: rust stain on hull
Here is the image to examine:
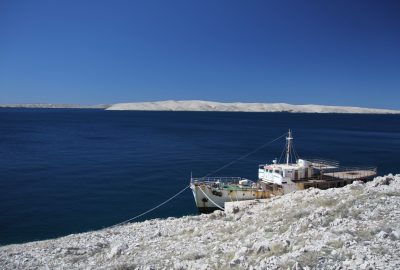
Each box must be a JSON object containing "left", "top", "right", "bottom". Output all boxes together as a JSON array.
[{"left": 255, "top": 190, "right": 270, "bottom": 199}]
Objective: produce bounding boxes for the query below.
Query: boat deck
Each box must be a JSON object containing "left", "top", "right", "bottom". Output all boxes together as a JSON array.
[
  {"left": 324, "top": 170, "right": 377, "bottom": 180},
  {"left": 193, "top": 183, "right": 257, "bottom": 191},
  {"left": 223, "top": 185, "right": 257, "bottom": 191}
]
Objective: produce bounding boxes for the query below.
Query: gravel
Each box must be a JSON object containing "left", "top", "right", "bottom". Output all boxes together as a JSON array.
[{"left": 1, "top": 174, "right": 399, "bottom": 270}]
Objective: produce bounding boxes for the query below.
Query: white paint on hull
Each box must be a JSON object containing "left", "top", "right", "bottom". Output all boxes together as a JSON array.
[{"left": 190, "top": 184, "right": 262, "bottom": 210}]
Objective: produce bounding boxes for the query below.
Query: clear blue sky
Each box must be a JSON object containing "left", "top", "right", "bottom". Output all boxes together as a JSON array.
[{"left": 0, "top": 1, "right": 399, "bottom": 108}]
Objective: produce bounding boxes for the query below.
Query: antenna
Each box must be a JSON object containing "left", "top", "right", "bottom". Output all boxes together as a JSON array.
[{"left": 286, "top": 129, "right": 293, "bottom": 165}]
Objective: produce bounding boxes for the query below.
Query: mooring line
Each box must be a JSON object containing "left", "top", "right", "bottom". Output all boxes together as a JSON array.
[
  {"left": 107, "top": 132, "right": 287, "bottom": 228},
  {"left": 203, "top": 132, "right": 287, "bottom": 177},
  {"left": 108, "top": 185, "right": 190, "bottom": 229}
]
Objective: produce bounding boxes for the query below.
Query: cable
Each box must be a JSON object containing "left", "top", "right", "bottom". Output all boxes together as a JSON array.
[
  {"left": 203, "top": 132, "right": 287, "bottom": 177},
  {"left": 108, "top": 185, "right": 190, "bottom": 229},
  {"left": 106, "top": 132, "right": 287, "bottom": 228},
  {"left": 292, "top": 143, "right": 300, "bottom": 161},
  {"left": 278, "top": 143, "right": 286, "bottom": 164}
]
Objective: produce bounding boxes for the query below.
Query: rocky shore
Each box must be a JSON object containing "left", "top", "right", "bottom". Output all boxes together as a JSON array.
[{"left": 1, "top": 174, "right": 399, "bottom": 269}]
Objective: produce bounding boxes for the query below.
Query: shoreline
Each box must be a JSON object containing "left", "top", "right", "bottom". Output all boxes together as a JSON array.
[{"left": 1, "top": 174, "right": 399, "bottom": 269}]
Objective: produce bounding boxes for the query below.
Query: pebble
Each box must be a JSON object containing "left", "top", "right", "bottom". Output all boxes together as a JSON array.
[{"left": 0, "top": 174, "right": 399, "bottom": 270}]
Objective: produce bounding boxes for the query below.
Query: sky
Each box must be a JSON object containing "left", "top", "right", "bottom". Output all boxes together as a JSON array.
[{"left": 0, "top": 0, "right": 399, "bottom": 109}]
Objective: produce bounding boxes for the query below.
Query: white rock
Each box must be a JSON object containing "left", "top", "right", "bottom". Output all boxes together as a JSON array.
[
  {"left": 376, "top": 231, "right": 389, "bottom": 239},
  {"left": 107, "top": 243, "right": 128, "bottom": 259},
  {"left": 0, "top": 174, "right": 399, "bottom": 269},
  {"left": 390, "top": 230, "right": 399, "bottom": 240}
]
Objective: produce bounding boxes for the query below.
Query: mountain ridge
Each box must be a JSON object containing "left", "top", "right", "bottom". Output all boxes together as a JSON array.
[{"left": 106, "top": 100, "right": 400, "bottom": 114}]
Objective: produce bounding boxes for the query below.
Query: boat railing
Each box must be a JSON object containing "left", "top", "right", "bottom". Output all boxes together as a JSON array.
[
  {"left": 307, "top": 157, "right": 340, "bottom": 169},
  {"left": 191, "top": 176, "right": 244, "bottom": 184},
  {"left": 324, "top": 166, "right": 377, "bottom": 173},
  {"left": 319, "top": 166, "right": 378, "bottom": 180},
  {"left": 258, "top": 157, "right": 341, "bottom": 169}
]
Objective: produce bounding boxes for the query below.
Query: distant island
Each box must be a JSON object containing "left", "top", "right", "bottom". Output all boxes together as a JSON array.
[
  {"left": 106, "top": 100, "right": 400, "bottom": 114},
  {"left": 1, "top": 100, "right": 400, "bottom": 114}
]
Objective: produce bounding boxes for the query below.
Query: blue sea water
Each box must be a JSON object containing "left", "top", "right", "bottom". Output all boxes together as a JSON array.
[{"left": 0, "top": 109, "right": 399, "bottom": 245}]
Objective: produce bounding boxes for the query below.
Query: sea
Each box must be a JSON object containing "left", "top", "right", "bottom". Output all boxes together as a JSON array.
[{"left": 0, "top": 109, "right": 399, "bottom": 245}]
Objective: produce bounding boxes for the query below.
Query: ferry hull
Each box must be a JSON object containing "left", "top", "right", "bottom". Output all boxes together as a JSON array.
[{"left": 190, "top": 183, "right": 270, "bottom": 212}]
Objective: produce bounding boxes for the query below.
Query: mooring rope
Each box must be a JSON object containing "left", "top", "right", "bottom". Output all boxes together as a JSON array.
[
  {"left": 202, "top": 132, "right": 287, "bottom": 177},
  {"left": 107, "top": 132, "right": 287, "bottom": 228},
  {"left": 109, "top": 185, "right": 190, "bottom": 229}
]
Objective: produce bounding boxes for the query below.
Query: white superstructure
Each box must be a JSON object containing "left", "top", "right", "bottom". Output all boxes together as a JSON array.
[{"left": 258, "top": 130, "right": 314, "bottom": 185}]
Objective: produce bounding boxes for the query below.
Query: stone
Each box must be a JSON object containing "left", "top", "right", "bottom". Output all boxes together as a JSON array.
[
  {"left": 0, "top": 174, "right": 399, "bottom": 270},
  {"left": 108, "top": 243, "right": 128, "bottom": 259}
]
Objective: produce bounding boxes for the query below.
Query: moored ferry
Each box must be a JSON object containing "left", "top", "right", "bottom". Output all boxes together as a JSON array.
[{"left": 190, "top": 130, "right": 377, "bottom": 212}]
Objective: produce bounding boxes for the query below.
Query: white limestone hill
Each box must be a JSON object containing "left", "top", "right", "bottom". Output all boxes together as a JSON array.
[
  {"left": 106, "top": 100, "right": 400, "bottom": 114},
  {"left": 1, "top": 174, "right": 399, "bottom": 269}
]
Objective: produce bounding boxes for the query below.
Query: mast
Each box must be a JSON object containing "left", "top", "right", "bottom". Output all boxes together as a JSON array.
[{"left": 286, "top": 129, "right": 293, "bottom": 165}]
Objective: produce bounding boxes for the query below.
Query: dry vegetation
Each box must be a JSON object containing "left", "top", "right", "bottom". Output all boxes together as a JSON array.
[{"left": 1, "top": 174, "right": 399, "bottom": 269}]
